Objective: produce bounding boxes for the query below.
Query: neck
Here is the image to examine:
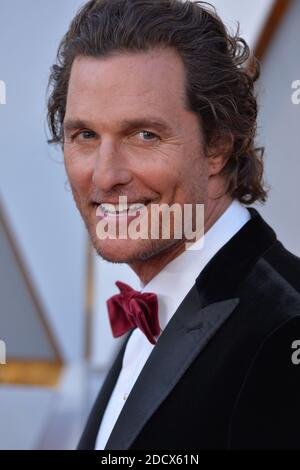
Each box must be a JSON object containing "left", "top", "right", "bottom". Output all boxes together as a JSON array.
[{"left": 130, "top": 196, "right": 233, "bottom": 285}]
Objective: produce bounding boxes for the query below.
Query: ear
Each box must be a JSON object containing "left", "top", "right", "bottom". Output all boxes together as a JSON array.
[
  {"left": 207, "top": 133, "right": 233, "bottom": 177},
  {"left": 208, "top": 153, "right": 229, "bottom": 176}
]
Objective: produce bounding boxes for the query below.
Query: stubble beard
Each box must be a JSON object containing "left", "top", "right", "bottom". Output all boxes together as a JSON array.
[
  {"left": 88, "top": 224, "right": 182, "bottom": 264},
  {"left": 73, "top": 190, "right": 199, "bottom": 265}
]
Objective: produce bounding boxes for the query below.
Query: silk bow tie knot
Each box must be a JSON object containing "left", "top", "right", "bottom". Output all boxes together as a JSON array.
[{"left": 107, "top": 281, "right": 160, "bottom": 345}]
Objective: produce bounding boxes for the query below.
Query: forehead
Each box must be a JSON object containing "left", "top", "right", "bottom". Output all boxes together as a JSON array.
[{"left": 66, "top": 48, "right": 187, "bottom": 123}]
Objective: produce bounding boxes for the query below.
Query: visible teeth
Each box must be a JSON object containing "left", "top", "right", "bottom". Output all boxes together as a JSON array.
[
  {"left": 100, "top": 203, "right": 127, "bottom": 214},
  {"left": 99, "top": 202, "right": 147, "bottom": 215},
  {"left": 128, "top": 203, "right": 145, "bottom": 212}
]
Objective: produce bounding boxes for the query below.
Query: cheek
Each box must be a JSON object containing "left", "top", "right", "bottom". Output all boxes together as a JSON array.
[
  {"left": 140, "top": 165, "right": 179, "bottom": 199},
  {"left": 136, "top": 149, "right": 184, "bottom": 193},
  {"left": 64, "top": 151, "right": 92, "bottom": 194},
  {"left": 174, "top": 154, "right": 209, "bottom": 202}
]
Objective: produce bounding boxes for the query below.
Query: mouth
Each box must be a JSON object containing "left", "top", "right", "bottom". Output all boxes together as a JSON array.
[{"left": 94, "top": 200, "right": 152, "bottom": 217}]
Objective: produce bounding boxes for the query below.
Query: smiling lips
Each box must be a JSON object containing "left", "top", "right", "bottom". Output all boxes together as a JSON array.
[{"left": 96, "top": 201, "right": 149, "bottom": 218}]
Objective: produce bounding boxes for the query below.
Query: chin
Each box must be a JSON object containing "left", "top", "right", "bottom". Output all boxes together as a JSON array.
[
  {"left": 90, "top": 236, "right": 177, "bottom": 264},
  {"left": 91, "top": 238, "right": 149, "bottom": 264}
]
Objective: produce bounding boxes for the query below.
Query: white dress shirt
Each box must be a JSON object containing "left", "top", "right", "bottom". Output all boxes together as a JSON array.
[{"left": 95, "top": 200, "right": 250, "bottom": 449}]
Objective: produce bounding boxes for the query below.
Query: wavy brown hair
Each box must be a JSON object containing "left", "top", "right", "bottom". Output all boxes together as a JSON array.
[{"left": 47, "top": 0, "right": 268, "bottom": 204}]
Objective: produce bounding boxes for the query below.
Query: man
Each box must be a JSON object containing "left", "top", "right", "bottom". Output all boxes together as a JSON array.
[{"left": 48, "top": 0, "right": 300, "bottom": 449}]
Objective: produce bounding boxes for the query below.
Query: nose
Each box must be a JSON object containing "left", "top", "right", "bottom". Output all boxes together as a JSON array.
[{"left": 92, "top": 140, "right": 132, "bottom": 192}]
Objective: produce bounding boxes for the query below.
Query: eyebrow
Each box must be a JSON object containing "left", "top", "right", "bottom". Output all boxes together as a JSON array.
[
  {"left": 63, "top": 119, "right": 94, "bottom": 133},
  {"left": 63, "top": 117, "right": 173, "bottom": 135}
]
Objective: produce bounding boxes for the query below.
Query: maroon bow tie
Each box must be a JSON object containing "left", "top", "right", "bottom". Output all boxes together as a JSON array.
[{"left": 107, "top": 281, "right": 160, "bottom": 345}]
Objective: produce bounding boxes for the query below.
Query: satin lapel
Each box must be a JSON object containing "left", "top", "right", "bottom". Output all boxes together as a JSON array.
[{"left": 105, "top": 285, "right": 239, "bottom": 450}]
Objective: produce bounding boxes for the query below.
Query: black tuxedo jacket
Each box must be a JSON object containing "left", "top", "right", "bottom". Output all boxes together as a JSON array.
[{"left": 78, "top": 208, "right": 300, "bottom": 450}]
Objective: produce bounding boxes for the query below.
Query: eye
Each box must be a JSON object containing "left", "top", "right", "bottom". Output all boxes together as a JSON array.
[
  {"left": 68, "top": 130, "right": 97, "bottom": 143},
  {"left": 77, "top": 130, "right": 96, "bottom": 140},
  {"left": 138, "top": 130, "right": 158, "bottom": 141}
]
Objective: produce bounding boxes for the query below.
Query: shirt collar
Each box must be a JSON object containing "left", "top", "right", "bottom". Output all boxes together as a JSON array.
[{"left": 141, "top": 200, "right": 251, "bottom": 332}]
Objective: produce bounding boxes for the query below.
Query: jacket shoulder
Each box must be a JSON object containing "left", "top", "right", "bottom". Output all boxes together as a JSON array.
[
  {"left": 228, "top": 315, "right": 300, "bottom": 449},
  {"left": 263, "top": 240, "right": 300, "bottom": 294}
]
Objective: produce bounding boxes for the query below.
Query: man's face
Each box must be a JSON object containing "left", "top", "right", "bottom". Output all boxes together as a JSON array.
[{"left": 64, "top": 48, "right": 209, "bottom": 263}]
